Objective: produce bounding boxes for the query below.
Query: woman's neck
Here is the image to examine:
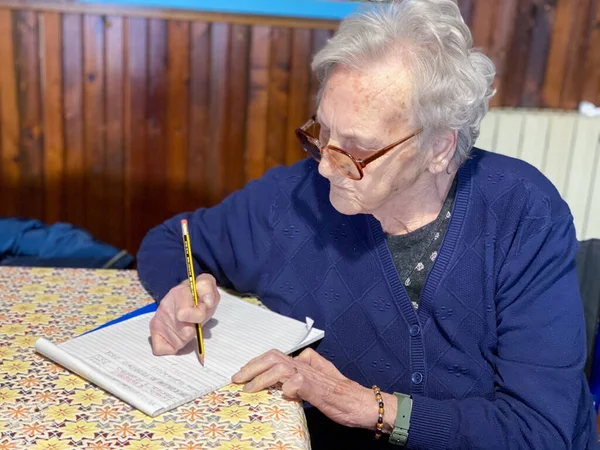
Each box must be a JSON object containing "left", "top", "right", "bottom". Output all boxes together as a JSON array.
[{"left": 373, "top": 170, "right": 456, "bottom": 236}]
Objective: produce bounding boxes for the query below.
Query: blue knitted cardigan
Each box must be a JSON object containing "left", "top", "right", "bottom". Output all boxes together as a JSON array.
[{"left": 137, "top": 149, "right": 599, "bottom": 449}]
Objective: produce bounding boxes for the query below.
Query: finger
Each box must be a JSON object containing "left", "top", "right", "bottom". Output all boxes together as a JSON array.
[
  {"left": 281, "top": 372, "right": 306, "bottom": 400},
  {"left": 295, "top": 348, "right": 345, "bottom": 379},
  {"left": 243, "top": 362, "right": 296, "bottom": 393},
  {"left": 150, "top": 328, "right": 177, "bottom": 356},
  {"left": 177, "top": 304, "right": 207, "bottom": 323},
  {"left": 151, "top": 319, "right": 187, "bottom": 353},
  {"left": 232, "top": 349, "right": 287, "bottom": 383}
]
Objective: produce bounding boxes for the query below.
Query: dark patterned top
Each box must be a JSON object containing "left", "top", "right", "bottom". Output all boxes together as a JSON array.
[{"left": 386, "top": 179, "right": 457, "bottom": 309}]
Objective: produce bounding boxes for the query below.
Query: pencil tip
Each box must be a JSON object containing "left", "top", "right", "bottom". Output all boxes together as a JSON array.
[{"left": 199, "top": 354, "right": 205, "bottom": 366}]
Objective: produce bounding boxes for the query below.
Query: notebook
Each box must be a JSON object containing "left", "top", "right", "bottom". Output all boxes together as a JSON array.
[{"left": 35, "top": 289, "right": 324, "bottom": 417}]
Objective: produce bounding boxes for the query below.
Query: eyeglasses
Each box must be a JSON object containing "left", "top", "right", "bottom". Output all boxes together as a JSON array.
[{"left": 295, "top": 116, "right": 423, "bottom": 180}]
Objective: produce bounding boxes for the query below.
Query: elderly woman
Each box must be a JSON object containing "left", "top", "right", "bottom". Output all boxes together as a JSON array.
[{"left": 137, "top": 0, "right": 599, "bottom": 448}]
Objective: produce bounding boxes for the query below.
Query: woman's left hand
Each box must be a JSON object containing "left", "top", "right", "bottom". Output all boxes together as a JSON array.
[{"left": 232, "top": 348, "right": 386, "bottom": 429}]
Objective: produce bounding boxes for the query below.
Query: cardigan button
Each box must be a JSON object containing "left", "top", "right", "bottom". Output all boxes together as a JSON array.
[
  {"left": 409, "top": 325, "right": 420, "bottom": 337},
  {"left": 411, "top": 372, "right": 423, "bottom": 385}
]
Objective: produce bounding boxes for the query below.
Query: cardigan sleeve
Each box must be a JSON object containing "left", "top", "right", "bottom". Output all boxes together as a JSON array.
[
  {"left": 406, "top": 215, "right": 593, "bottom": 450},
  {"left": 136, "top": 168, "right": 282, "bottom": 302}
]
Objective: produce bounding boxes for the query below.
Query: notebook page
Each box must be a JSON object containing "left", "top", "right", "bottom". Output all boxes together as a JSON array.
[
  {"left": 202, "top": 291, "right": 314, "bottom": 375},
  {"left": 36, "top": 290, "right": 320, "bottom": 416}
]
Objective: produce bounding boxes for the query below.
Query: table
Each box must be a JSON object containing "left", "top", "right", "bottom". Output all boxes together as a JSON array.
[{"left": 0, "top": 267, "right": 311, "bottom": 449}]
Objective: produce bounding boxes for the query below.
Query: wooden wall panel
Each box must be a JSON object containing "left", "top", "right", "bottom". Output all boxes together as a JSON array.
[
  {"left": 0, "top": 1, "right": 598, "bottom": 256},
  {"left": 16, "top": 10, "right": 44, "bottom": 220},
  {"left": 265, "top": 27, "right": 291, "bottom": 171},
  {"left": 286, "top": 28, "right": 312, "bottom": 166},
  {"left": 207, "top": 22, "right": 229, "bottom": 205},
  {"left": 244, "top": 25, "right": 271, "bottom": 183},
  {"left": 123, "top": 17, "right": 148, "bottom": 253},
  {"left": 166, "top": 20, "right": 190, "bottom": 216},
  {"left": 41, "top": 12, "right": 64, "bottom": 225},
  {"left": 145, "top": 18, "right": 168, "bottom": 230},
  {"left": 188, "top": 21, "right": 210, "bottom": 208},
  {"left": 0, "top": 9, "right": 20, "bottom": 217},
  {"left": 225, "top": 24, "right": 250, "bottom": 196},
  {"left": 83, "top": 14, "right": 106, "bottom": 243},
  {"left": 105, "top": 16, "right": 125, "bottom": 249},
  {"left": 62, "top": 13, "right": 85, "bottom": 227}
]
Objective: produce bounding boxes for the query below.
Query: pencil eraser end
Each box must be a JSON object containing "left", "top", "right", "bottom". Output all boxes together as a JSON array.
[{"left": 180, "top": 219, "right": 188, "bottom": 226}]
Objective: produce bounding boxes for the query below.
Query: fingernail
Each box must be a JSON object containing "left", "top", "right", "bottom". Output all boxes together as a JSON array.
[
  {"left": 243, "top": 383, "right": 252, "bottom": 392},
  {"left": 202, "top": 293, "right": 214, "bottom": 308}
]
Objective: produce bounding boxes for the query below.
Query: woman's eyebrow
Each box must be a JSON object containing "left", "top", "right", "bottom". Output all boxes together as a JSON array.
[{"left": 316, "top": 113, "right": 382, "bottom": 149}]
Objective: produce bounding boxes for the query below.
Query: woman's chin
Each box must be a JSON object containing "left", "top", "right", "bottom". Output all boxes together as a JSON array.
[{"left": 329, "top": 189, "right": 361, "bottom": 216}]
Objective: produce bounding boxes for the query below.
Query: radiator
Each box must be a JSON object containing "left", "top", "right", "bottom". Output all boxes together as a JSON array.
[{"left": 476, "top": 108, "right": 600, "bottom": 240}]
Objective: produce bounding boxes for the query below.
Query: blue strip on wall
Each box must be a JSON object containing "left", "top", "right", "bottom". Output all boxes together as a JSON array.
[{"left": 79, "top": 0, "right": 358, "bottom": 20}]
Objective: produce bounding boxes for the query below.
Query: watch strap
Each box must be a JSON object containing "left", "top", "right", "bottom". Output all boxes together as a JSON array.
[{"left": 389, "top": 392, "right": 412, "bottom": 446}]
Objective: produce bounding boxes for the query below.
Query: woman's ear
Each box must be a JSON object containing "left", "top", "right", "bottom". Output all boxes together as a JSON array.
[{"left": 428, "top": 130, "right": 457, "bottom": 174}]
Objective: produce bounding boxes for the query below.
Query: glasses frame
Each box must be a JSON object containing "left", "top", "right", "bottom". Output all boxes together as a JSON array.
[{"left": 295, "top": 116, "right": 423, "bottom": 180}]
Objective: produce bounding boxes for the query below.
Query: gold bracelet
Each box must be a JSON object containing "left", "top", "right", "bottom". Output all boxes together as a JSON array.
[{"left": 372, "top": 385, "right": 384, "bottom": 439}]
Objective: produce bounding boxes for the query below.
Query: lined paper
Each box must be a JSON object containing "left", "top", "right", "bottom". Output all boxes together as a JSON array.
[{"left": 35, "top": 289, "right": 324, "bottom": 416}]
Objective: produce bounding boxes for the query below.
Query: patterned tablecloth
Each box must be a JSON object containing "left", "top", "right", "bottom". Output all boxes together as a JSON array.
[{"left": 0, "top": 267, "right": 311, "bottom": 449}]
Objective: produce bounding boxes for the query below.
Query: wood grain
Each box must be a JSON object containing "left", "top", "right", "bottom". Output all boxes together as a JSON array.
[
  {"left": 543, "top": 0, "right": 578, "bottom": 107},
  {"left": 124, "top": 17, "right": 148, "bottom": 253},
  {"left": 62, "top": 13, "right": 85, "bottom": 227},
  {"left": 0, "top": 2, "right": 598, "bottom": 253},
  {"left": 488, "top": 0, "right": 519, "bottom": 106},
  {"left": 522, "top": 0, "right": 555, "bottom": 107},
  {"left": 146, "top": 18, "right": 168, "bottom": 228},
  {"left": 244, "top": 25, "right": 271, "bottom": 182},
  {"left": 308, "top": 29, "right": 330, "bottom": 117},
  {"left": 286, "top": 28, "right": 311, "bottom": 165},
  {"left": 501, "top": 0, "right": 534, "bottom": 107},
  {"left": 188, "top": 21, "right": 210, "bottom": 208},
  {"left": 166, "top": 19, "right": 190, "bottom": 215},
  {"left": 470, "top": 0, "right": 496, "bottom": 49},
  {"left": 41, "top": 12, "right": 64, "bottom": 224},
  {"left": 0, "top": 9, "right": 20, "bottom": 217},
  {"left": 208, "top": 22, "right": 229, "bottom": 204},
  {"left": 559, "top": 0, "right": 594, "bottom": 109},
  {"left": 224, "top": 23, "right": 250, "bottom": 198},
  {"left": 15, "top": 10, "right": 44, "bottom": 220},
  {"left": 581, "top": 0, "right": 600, "bottom": 105},
  {"left": 83, "top": 14, "right": 106, "bottom": 240},
  {"left": 105, "top": 15, "right": 125, "bottom": 248},
  {"left": 265, "top": 27, "right": 291, "bottom": 171}
]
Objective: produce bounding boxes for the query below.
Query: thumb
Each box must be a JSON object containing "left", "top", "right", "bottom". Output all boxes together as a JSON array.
[{"left": 295, "top": 348, "right": 344, "bottom": 379}]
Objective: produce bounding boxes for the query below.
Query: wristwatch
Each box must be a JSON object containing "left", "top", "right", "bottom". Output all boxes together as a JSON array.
[{"left": 389, "top": 392, "right": 412, "bottom": 446}]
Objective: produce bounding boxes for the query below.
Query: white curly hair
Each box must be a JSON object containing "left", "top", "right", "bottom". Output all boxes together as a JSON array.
[{"left": 312, "top": 0, "right": 496, "bottom": 165}]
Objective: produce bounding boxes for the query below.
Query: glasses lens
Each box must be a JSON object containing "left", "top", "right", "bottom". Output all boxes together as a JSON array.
[
  {"left": 297, "top": 131, "right": 322, "bottom": 162},
  {"left": 328, "top": 149, "right": 361, "bottom": 180}
]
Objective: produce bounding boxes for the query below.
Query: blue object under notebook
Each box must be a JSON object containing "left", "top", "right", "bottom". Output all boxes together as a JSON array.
[{"left": 83, "top": 302, "right": 157, "bottom": 335}]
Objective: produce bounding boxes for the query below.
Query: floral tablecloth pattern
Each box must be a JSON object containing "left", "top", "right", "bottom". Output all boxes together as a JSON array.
[{"left": 0, "top": 267, "right": 310, "bottom": 449}]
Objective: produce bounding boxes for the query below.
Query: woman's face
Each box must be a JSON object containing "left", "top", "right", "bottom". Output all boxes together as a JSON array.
[{"left": 316, "top": 65, "right": 427, "bottom": 216}]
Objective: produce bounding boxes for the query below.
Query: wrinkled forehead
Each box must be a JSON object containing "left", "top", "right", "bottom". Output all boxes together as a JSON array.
[{"left": 318, "top": 63, "right": 414, "bottom": 134}]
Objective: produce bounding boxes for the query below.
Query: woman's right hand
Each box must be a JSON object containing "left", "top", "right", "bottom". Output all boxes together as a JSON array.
[{"left": 149, "top": 273, "right": 220, "bottom": 356}]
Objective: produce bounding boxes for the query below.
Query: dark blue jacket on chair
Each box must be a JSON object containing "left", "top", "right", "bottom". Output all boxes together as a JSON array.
[{"left": 0, "top": 218, "right": 134, "bottom": 269}]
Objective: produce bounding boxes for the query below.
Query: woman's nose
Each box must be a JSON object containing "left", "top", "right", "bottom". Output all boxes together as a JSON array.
[{"left": 317, "top": 151, "right": 335, "bottom": 178}]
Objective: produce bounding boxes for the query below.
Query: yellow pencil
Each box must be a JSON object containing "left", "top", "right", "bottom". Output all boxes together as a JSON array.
[{"left": 180, "top": 219, "right": 205, "bottom": 366}]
